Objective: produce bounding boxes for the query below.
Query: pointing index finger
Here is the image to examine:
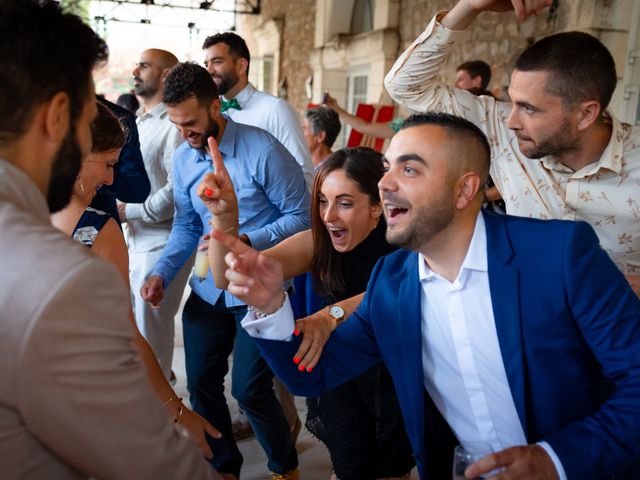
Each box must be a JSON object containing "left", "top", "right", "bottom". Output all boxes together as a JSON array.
[
  {"left": 207, "top": 136, "right": 226, "bottom": 174},
  {"left": 212, "top": 228, "right": 251, "bottom": 255}
]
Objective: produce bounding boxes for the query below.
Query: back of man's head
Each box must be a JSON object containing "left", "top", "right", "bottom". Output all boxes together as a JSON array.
[
  {"left": 0, "top": 0, "right": 108, "bottom": 147},
  {"left": 401, "top": 112, "right": 491, "bottom": 183},
  {"left": 202, "top": 32, "right": 251, "bottom": 74},
  {"left": 305, "top": 107, "right": 341, "bottom": 148},
  {"left": 515, "top": 31, "right": 616, "bottom": 110},
  {"left": 162, "top": 62, "right": 219, "bottom": 107},
  {"left": 457, "top": 60, "right": 492, "bottom": 90}
]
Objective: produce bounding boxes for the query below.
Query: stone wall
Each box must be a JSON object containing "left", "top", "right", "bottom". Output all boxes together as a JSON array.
[
  {"left": 238, "top": 0, "right": 636, "bottom": 119},
  {"left": 396, "top": 0, "right": 634, "bottom": 96},
  {"left": 237, "top": 0, "right": 316, "bottom": 113}
]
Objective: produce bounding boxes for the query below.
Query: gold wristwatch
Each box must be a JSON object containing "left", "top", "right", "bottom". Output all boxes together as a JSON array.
[{"left": 328, "top": 305, "right": 345, "bottom": 327}]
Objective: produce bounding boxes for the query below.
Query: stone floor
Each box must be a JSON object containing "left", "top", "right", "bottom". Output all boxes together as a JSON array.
[{"left": 172, "top": 288, "right": 419, "bottom": 479}]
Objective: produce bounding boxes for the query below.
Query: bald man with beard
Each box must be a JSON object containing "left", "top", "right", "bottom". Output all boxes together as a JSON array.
[{"left": 118, "top": 49, "right": 189, "bottom": 380}]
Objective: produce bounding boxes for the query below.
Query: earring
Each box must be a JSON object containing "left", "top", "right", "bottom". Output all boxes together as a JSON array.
[{"left": 76, "top": 175, "right": 84, "bottom": 193}]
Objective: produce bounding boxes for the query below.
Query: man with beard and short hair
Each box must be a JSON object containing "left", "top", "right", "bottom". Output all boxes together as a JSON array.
[
  {"left": 202, "top": 32, "right": 314, "bottom": 188},
  {"left": 203, "top": 31, "right": 308, "bottom": 442},
  {"left": 215, "top": 112, "right": 640, "bottom": 480},
  {"left": 0, "top": 1, "right": 219, "bottom": 478},
  {"left": 117, "top": 48, "right": 187, "bottom": 380},
  {"left": 140, "top": 62, "right": 309, "bottom": 480},
  {"left": 384, "top": 0, "right": 640, "bottom": 296}
]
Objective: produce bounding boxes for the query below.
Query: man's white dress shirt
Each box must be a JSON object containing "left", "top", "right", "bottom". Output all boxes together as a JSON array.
[
  {"left": 223, "top": 83, "right": 314, "bottom": 188},
  {"left": 242, "top": 213, "right": 566, "bottom": 479},
  {"left": 124, "top": 102, "right": 183, "bottom": 253}
]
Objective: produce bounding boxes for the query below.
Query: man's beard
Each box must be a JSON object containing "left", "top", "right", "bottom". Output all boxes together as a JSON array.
[
  {"left": 517, "top": 118, "right": 579, "bottom": 159},
  {"left": 46, "top": 127, "right": 83, "bottom": 213},
  {"left": 215, "top": 71, "right": 239, "bottom": 96},
  {"left": 133, "top": 77, "right": 158, "bottom": 98},
  {"left": 385, "top": 191, "right": 455, "bottom": 251},
  {"left": 198, "top": 117, "right": 220, "bottom": 153}
]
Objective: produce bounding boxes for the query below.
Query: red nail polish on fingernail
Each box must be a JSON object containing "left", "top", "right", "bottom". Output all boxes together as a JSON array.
[
  {"left": 204, "top": 188, "right": 213, "bottom": 197},
  {"left": 293, "top": 357, "right": 301, "bottom": 364},
  {"left": 298, "top": 364, "right": 305, "bottom": 371},
  {"left": 306, "top": 367, "right": 313, "bottom": 373},
  {"left": 293, "top": 329, "right": 300, "bottom": 336}
]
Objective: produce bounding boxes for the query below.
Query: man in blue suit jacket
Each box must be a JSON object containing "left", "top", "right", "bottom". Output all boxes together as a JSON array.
[{"left": 215, "top": 112, "right": 640, "bottom": 480}]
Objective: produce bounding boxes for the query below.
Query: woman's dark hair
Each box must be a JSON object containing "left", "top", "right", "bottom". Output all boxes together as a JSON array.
[
  {"left": 311, "top": 147, "right": 384, "bottom": 296},
  {"left": 91, "top": 102, "right": 125, "bottom": 153}
]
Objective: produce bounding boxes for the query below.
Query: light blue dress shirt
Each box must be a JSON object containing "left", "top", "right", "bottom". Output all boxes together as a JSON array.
[{"left": 151, "top": 117, "right": 310, "bottom": 307}]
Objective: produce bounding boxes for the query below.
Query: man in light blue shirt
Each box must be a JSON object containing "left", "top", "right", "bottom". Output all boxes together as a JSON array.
[{"left": 141, "top": 62, "right": 309, "bottom": 480}]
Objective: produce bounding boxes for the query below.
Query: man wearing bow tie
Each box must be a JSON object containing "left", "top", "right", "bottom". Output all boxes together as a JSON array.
[
  {"left": 202, "top": 31, "right": 311, "bottom": 443},
  {"left": 202, "top": 33, "right": 314, "bottom": 189}
]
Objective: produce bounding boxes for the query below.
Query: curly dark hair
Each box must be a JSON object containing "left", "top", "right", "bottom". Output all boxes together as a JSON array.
[
  {"left": 0, "top": 0, "right": 108, "bottom": 146},
  {"left": 162, "top": 61, "right": 219, "bottom": 106}
]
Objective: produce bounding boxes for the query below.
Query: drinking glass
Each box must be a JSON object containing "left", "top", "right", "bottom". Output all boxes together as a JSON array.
[
  {"left": 193, "top": 243, "right": 209, "bottom": 282},
  {"left": 452, "top": 442, "right": 494, "bottom": 480}
]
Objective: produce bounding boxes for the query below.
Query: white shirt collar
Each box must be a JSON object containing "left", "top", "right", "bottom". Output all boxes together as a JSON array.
[
  {"left": 137, "top": 101, "right": 168, "bottom": 119},
  {"left": 223, "top": 82, "right": 256, "bottom": 107},
  {"left": 418, "top": 211, "right": 487, "bottom": 285}
]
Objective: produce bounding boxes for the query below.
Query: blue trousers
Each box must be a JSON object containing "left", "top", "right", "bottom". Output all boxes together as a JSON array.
[{"left": 182, "top": 292, "right": 298, "bottom": 477}]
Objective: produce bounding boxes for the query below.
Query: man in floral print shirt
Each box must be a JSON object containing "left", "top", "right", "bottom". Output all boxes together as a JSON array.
[{"left": 384, "top": 0, "right": 640, "bottom": 295}]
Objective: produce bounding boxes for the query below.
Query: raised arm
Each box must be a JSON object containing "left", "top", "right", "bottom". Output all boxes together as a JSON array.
[
  {"left": 324, "top": 93, "right": 395, "bottom": 139},
  {"left": 384, "top": 0, "right": 551, "bottom": 114}
]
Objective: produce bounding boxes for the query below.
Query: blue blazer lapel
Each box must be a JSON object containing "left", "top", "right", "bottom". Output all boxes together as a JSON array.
[
  {"left": 483, "top": 211, "right": 529, "bottom": 438},
  {"left": 398, "top": 253, "right": 427, "bottom": 462}
]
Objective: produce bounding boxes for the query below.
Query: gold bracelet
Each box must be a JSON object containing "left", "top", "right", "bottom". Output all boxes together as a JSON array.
[
  {"left": 174, "top": 404, "right": 184, "bottom": 423},
  {"left": 163, "top": 394, "right": 179, "bottom": 407}
]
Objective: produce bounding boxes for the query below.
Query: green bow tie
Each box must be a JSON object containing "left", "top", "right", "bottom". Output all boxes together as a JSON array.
[{"left": 220, "top": 98, "right": 241, "bottom": 113}]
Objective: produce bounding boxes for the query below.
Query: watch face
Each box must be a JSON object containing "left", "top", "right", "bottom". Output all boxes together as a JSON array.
[{"left": 329, "top": 305, "right": 344, "bottom": 319}]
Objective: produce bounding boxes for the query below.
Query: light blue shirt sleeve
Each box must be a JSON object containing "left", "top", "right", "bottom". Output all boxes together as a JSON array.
[
  {"left": 150, "top": 150, "right": 201, "bottom": 287},
  {"left": 243, "top": 141, "right": 310, "bottom": 250}
]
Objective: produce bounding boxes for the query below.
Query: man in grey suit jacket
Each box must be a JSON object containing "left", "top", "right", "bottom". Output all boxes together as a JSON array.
[{"left": 0, "top": 2, "right": 219, "bottom": 478}]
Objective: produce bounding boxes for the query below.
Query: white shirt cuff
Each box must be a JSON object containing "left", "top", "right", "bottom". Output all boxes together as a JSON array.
[
  {"left": 240, "top": 296, "right": 295, "bottom": 341},
  {"left": 124, "top": 203, "right": 143, "bottom": 221},
  {"left": 537, "top": 441, "right": 567, "bottom": 480}
]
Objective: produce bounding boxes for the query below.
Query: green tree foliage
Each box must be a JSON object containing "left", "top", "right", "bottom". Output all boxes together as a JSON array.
[{"left": 60, "top": 0, "right": 90, "bottom": 22}]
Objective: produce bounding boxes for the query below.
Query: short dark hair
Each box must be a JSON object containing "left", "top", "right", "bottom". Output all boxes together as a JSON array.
[
  {"left": 457, "top": 60, "right": 492, "bottom": 90},
  {"left": 0, "top": 0, "right": 108, "bottom": 147},
  {"left": 162, "top": 62, "right": 219, "bottom": 106},
  {"left": 305, "top": 107, "right": 341, "bottom": 148},
  {"left": 116, "top": 93, "right": 140, "bottom": 114},
  {"left": 91, "top": 102, "right": 125, "bottom": 153},
  {"left": 515, "top": 31, "right": 616, "bottom": 109},
  {"left": 401, "top": 112, "right": 491, "bottom": 179},
  {"left": 202, "top": 32, "right": 251, "bottom": 74},
  {"left": 311, "top": 147, "right": 384, "bottom": 296}
]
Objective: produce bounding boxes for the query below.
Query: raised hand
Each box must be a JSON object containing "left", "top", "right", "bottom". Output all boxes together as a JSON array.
[
  {"left": 196, "top": 136, "right": 238, "bottom": 228},
  {"left": 212, "top": 228, "right": 285, "bottom": 312},
  {"left": 465, "top": 0, "right": 553, "bottom": 21}
]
